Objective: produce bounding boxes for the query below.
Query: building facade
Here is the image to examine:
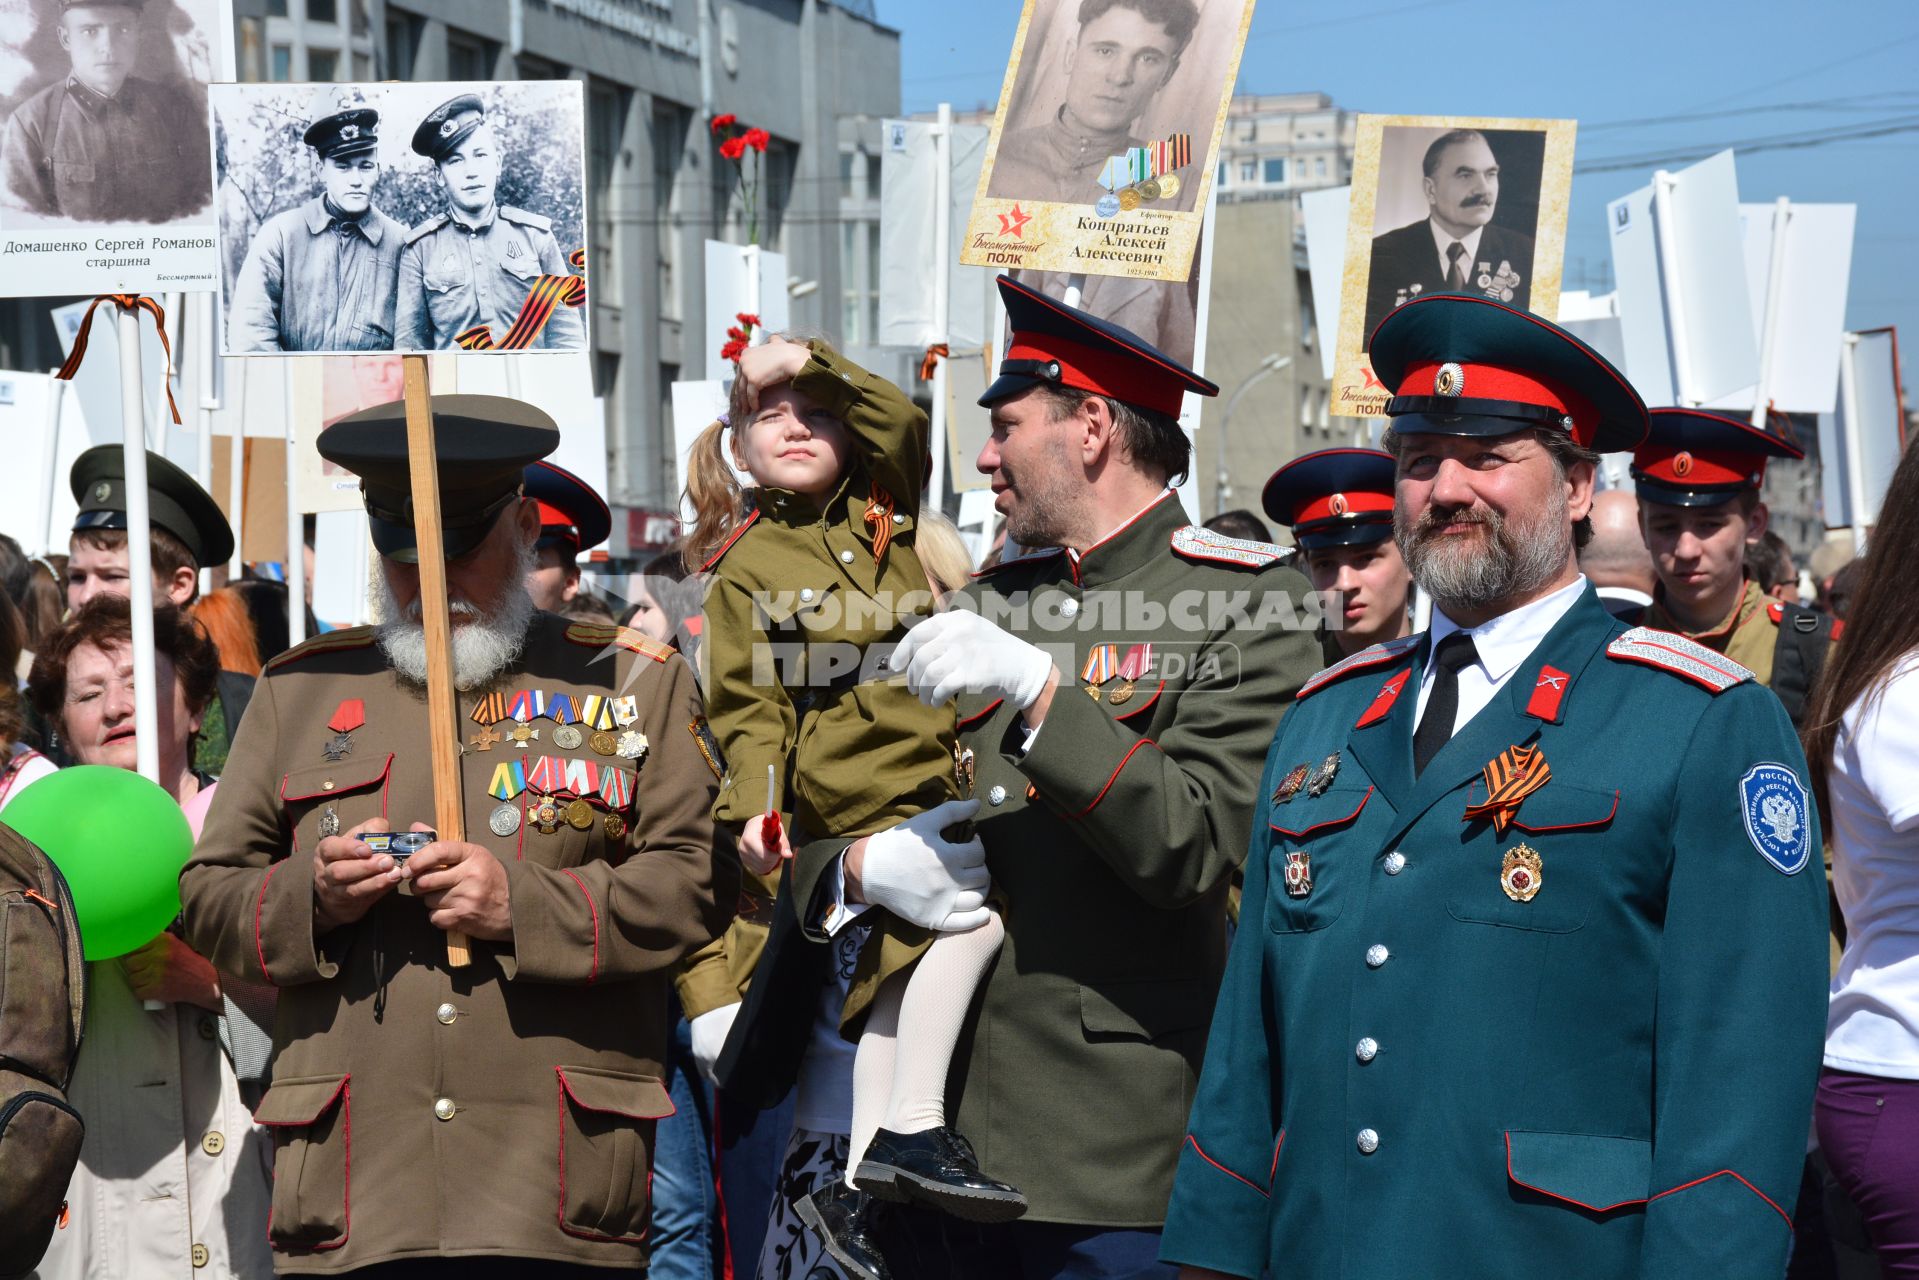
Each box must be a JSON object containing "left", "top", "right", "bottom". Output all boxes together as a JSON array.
[{"left": 229, "top": 0, "right": 903, "bottom": 554}]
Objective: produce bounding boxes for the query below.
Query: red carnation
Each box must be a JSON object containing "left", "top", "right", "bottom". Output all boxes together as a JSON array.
[
  {"left": 710, "top": 113, "right": 737, "bottom": 135},
  {"left": 736, "top": 312, "right": 760, "bottom": 327},
  {"left": 726, "top": 325, "right": 747, "bottom": 341},
  {"left": 719, "top": 135, "right": 747, "bottom": 161},
  {"left": 720, "top": 339, "right": 746, "bottom": 363},
  {"left": 744, "top": 127, "right": 770, "bottom": 153}
]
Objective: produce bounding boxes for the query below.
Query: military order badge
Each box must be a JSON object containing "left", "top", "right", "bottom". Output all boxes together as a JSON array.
[
  {"left": 1739, "top": 762, "right": 1813, "bottom": 875},
  {"left": 0, "top": 0, "right": 228, "bottom": 296},
  {"left": 1331, "top": 114, "right": 1578, "bottom": 417},
  {"left": 211, "top": 80, "right": 589, "bottom": 356},
  {"left": 1283, "top": 850, "right": 1313, "bottom": 898},
  {"left": 962, "top": 0, "right": 1256, "bottom": 281},
  {"left": 1272, "top": 764, "right": 1311, "bottom": 805},
  {"left": 1500, "top": 844, "right": 1544, "bottom": 902}
]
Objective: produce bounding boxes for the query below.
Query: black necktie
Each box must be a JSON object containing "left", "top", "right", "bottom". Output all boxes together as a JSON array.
[
  {"left": 1445, "top": 241, "right": 1468, "bottom": 291},
  {"left": 1413, "top": 632, "right": 1479, "bottom": 777}
]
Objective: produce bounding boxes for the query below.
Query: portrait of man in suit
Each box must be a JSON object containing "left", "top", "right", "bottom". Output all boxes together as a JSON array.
[{"left": 1361, "top": 128, "right": 1536, "bottom": 345}]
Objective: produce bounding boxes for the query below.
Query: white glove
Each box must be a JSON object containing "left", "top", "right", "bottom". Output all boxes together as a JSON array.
[
  {"left": 857, "top": 799, "right": 991, "bottom": 932},
  {"left": 689, "top": 1002, "right": 741, "bottom": 1087},
  {"left": 890, "top": 610, "right": 1055, "bottom": 710}
]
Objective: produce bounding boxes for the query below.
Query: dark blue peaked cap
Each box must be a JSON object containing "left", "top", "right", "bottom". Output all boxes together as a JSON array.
[
  {"left": 1631, "top": 408, "right": 1804, "bottom": 508},
  {"left": 1370, "top": 294, "right": 1649, "bottom": 453},
  {"left": 981, "top": 275, "right": 1218, "bottom": 417},
  {"left": 1262, "top": 448, "right": 1398, "bottom": 551},
  {"left": 524, "top": 459, "right": 611, "bottom": 553}
]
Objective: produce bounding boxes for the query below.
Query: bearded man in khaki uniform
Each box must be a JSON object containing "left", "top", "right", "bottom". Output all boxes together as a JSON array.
[{"left": 180, "top": 395, "right": 736, "bottom": 1275}]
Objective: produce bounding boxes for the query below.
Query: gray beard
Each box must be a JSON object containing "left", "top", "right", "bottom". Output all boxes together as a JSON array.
[
  {"left": 1397, "top": 484, "right": 1571, "bottom": 618},
  {"left": 374, "top": 540, "right": 537, "bottom": 690}
]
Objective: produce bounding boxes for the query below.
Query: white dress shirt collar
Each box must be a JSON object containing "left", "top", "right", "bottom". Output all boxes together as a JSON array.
[
  {"left": 1417, "top": 575, "right": 1589, "bottom": 732},
  {"left": 1428, "top": 218, "right": 1486, "bottom": 281}
]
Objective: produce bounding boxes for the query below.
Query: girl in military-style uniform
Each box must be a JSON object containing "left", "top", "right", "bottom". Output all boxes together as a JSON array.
[{"left": 684, "top": 336, "right": 1023, "bottom": 1279}]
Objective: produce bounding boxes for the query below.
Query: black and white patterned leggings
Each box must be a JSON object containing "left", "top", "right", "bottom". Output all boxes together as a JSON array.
[{"left": 757, "top": 1127, "right": 856, "bottom": 1280}]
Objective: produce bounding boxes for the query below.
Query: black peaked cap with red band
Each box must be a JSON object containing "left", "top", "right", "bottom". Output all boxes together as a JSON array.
[
  {"left": 1369, "top": 294, "right": 1650, "bottom": 453},
  {"left": 981, "top": 275, "right": 1218, "bottom": 417},
  {"left": 1262, "top": 448, "right": 1397, "bottom": 551},
  {"left": 1632, "top": 408, "right": 1803, "bottom": 508},
  {"left": 523, "top": 459, "right": 611, "bottom": 554}
]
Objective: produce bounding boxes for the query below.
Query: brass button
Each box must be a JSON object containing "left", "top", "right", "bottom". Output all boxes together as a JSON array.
[
  {"left": 322, "top": 780, "right": 335, "bottom": 791},
  {"left": 433, "top": 1097, "right": 456, "bottom": 1121},
  {"left": 201, "top": 1131, "right": 224, "bottom": 1156},
  {"left": 191, "top": 1243, "right": 209, "bottom": 1268},
  {"left": 436, "top": 1002, "right": 457, "bottom": 1025}
]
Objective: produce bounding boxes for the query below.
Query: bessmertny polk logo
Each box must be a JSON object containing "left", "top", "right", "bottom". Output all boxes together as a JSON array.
[{"left": 972, "top": 203, "right": 1042, "bottom": 267}]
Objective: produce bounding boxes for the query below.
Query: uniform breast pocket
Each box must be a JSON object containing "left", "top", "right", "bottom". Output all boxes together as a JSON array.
[
  {"left": 279, "top": 755, "right": 394, "bottom": 853},
  {"left": 424, "top": 263, "right": 469, "bottom": 295},
  {"left": 1265, "top": 785, "right": 1374, "bottom": 933},
  {"left": 499, "top": 252, "right": 539, "bottom": 282},
  {"left": 1448, "top": 784, "right": 1618, "bottom": 934}
]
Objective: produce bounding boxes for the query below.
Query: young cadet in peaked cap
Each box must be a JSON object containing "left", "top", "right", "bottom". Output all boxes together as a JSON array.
[
  {"left": 1163, "top": 296, "right": 1828, "bottom": 1280},
  {"left": 521, "top": 460, "right": 611, "bottom": 613},
  {"left": 1632, "top": 408, "right": 1835, "bottom": 728},
  {"left": 228, "top": 87, "right": 407, "bottom": 352},
  {"left": 1264, "top": 447, "right": 1413, "bottom": 663},
  {"left": 178, "top": 394, "right": 736, "bottom": 1274},
  {"left": 394, "top": 94, "right": 585, "bottom": 352},
  {"left": 775, "top": 276, "right": 1321, "bottom": 1276}
]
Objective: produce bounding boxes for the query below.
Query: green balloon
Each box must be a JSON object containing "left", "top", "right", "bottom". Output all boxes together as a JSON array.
[{"left": 3, "top": 766, "right": 194, "bottom": 961}]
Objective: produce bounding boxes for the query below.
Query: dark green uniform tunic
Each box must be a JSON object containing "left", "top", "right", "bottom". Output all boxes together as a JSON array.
[{"left": 795, "top": 495, "right": 1322, "bottom": 1225}]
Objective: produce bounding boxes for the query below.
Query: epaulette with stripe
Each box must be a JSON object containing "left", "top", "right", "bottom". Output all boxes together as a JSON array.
[
  {"left": 1296, "top": 633, "right": 1422, "bottom": 700},
  {"left": 564, "top": 621, "right": 673, "bottom": 663},
  {"left": 1170, "top": 524, "right": 1294, "bottom": 569},
  {"left": 264, "top": 626, "right": 378, "bottom": 672},
  {"left": 699, "top": 508, "right": 759, "bottom": 572},
  {"left": 1605, "top": 627, "right": 1753, "bottom": 693},
  {"left": 970, "top": 547, "right": 1064, "bottom": 579}
]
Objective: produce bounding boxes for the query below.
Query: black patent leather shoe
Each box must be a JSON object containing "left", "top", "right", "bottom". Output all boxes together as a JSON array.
[
  {"left": 796, "top": 1180, "right": 893, "bottom": 1280},
  {"left": 854, "top": 1125, "right": 1029, "bottom": 1224}
]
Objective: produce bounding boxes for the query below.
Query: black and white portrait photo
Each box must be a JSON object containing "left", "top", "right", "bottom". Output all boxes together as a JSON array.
[
  {"left": 211, "top": 80, "right": 587, "bottom": 356},
  {"left": 1360, "top": 124, "right": 1549, "bottom": 346},
  {"left": 963, "top": 0, "right": 1252, "bottom": 282}
]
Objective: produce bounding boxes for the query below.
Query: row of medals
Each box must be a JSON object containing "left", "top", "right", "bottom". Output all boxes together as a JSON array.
[
  {"left": 1269, "top": 748, "right": 1545, "bottom": 903},
  {"left": 472, "top": 715, "right": 649, "bottom": 841}
]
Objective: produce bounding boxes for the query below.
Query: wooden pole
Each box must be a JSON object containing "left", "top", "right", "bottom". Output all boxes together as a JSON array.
[{"left": 400, "top": 355, "right": 471, "bottom": 967}]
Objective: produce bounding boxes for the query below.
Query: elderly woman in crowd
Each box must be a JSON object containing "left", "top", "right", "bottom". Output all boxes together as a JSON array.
[{"left": 25, "top": 596, "right": 273, "bottom": 1280}]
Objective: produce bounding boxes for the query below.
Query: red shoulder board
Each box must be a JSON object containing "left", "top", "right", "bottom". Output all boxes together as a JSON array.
[
  {"left": 1605, "top": 627, "right": 1753, "bottom": 693},
  {"left": 699, "top": 508, "right": 760, "bottom": 572},
  {"left": 264, "top": 626, "right": 377, "bottom": 672},
  {"left": 1170, "top": 525, "right": 1293, "bottom": 569},
  {"left": 1297, "top": 633, "right": 1422, "bottom": 701},
  {"left": 970, "top": 547, "right": 1064, "bottom": 579},
  {"left": 564, "top": 622, "right": 672, "bottom": 663},
  {"left": 1767, "top": 600, "right": 1785, "bottom": 624}
]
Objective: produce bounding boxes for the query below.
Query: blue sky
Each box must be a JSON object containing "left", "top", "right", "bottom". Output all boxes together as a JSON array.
[{"left": 878, "top": 0, "right": 1919, "bottom": 369}]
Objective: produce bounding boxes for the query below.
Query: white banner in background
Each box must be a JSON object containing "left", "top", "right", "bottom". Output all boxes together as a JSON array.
[{"left": 878, "top": 118, "right": 990, "bottom": 351}]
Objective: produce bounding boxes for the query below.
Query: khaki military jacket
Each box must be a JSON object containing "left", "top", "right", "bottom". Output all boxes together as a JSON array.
[
  {"left": 227, "top": 198, "right": 406, "bottom": 352},
  {"left": 795, "top": 494, "right": 1323, "bottom": 1224},
  {"left": 395, "top": 206, "right": 585, "bottom": 351},
  {"left": 0, "top": 76, "right": 209, "bottom": 223},
  {"left": 1647, "top": 578, "right": 1782, "bottom": 685},
  {"left": 179, "top": 613, "right": 736, "bottom": 1273}
]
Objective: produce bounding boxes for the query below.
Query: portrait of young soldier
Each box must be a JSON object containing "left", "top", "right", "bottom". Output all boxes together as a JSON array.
[
  {"left": 988, "top": 0, "right": 1202, "bottom": 209},
  {"left": 394, "top": 93, "right": 586, "bottom": 352},
  {"left": 0, "top": 0, "right": 212, "bottom": 225},
  {"left": 1363, "top": 128, "right": 1538, "bottom": 344},
  {"left": 227, "top": 88, "right": 407, "bottom": 353},
  {"left": 1264, "top": 448, "right": 1413, "bottom": 664}
]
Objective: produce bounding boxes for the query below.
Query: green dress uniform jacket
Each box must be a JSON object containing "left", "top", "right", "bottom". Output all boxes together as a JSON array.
[
  {"left": 698, "top": 343, "right": 955, "bottom": 1026},
  {"left": 793, "top": 494, "right": 1322, "bottom": 1225},
  {"left": 0, "top": 76, "right": 209, "bottom": 223},
  {"left": 394, "top": 206, "right": 584, "bottom": 351},
  {"left": 1160, "top": 587, "right": 1829, "bottom": 1279},
  {"left": 227, "top": 197, "right": 406, "bottom": 352},
  {"left": 178, "top": 614, "right": 736, "bottom": 1274}
]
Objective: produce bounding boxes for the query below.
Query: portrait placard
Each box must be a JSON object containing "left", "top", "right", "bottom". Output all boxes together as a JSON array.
[
  {"left": 210, "top": 80, "right": 588, "bottom": 356},
  {"left": 1332, "top": 115, "right": 1576, "bottom": 417},
  {"left": 961, "top": 0, "right": 1255, "bottom": 283},
  {"left": 0, "top": 0, "right": 231, "bottom": 297}
]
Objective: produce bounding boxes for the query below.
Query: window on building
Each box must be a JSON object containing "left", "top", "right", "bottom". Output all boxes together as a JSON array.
[
  {"left": 840, "top": 222, "right": 863, "bottom": 346},
  {"left": 865, "top": 150, "right": 881, "bottom": 201},
  {"left": 762, "top": 139, "right": 794, "bottom": 250},
  {"left": 1315, "top": 156, "right": 1327, "bottom": 178},
  {"left": 650, "top": 101, "right": 689, "bottom": 322},
  {"left": 266, "top": 0, "right": 287, "bottom": 15},
  {"left": 383, "top": 11, "right": 419, "bottom": 79},
  {"left": 1239, "top": 160, "right": 1256, "bottom": 182},
  {"left": 269, "top": 44, "right": 292, "bottom": 81},
  {"left": 517, "top": 54, "right": 563, "bottom": 80},
  {"left": 352, "top": 52, "right": 371, "bottom": 78},
  {"left": 447, "top": 30, "right": 494, "bottom": 81},
  {"left": 308, "top": 0, "right": 338, "bottom": 23},
  {"left": 1262, "top": 157, "right": 1286, "bottom": 184},
  {"left": 587, "top": 79, "right": 629, "bottom": 290},
  {"left": 1300, "top": 385, "right": 1314, "bottom": 435},
  {"left": 866, "top": 222, "right": 880, "bottom": 344},
  {"left": 595, "top": 352, "right": 619, "bottom": 407},
  {"left": 839, "top": 150, "right": 856, "bottom": 202},
  {"left": 307, "top": 49, "right": 338, "bottom": 81},
  {"left": 1216, "top": 161, "right": 1227, "bottom": 186}
]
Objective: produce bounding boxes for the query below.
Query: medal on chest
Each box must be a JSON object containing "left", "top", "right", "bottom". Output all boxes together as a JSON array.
[
  {"left": 324, "top": 698, "right": 364, "bottom": 761},
  {"left": 1500, "top": 844, "right": 1544, "bottom": 901},
  {"left": 1283, "top": 850, "right": 1313, "bottom": 897}
]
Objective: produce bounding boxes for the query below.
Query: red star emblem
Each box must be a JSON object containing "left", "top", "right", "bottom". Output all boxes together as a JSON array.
[
  {"left": 1361, "top": 367, "right": 1387, "bottom": 393},
  {"left": 997, "top": 203, "right": 1033, "bottom": 238}
]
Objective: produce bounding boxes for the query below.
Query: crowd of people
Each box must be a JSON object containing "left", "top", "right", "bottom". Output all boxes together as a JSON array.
[{"left": 0, "top": 279, "right": 1911, "bottom": 1280}]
